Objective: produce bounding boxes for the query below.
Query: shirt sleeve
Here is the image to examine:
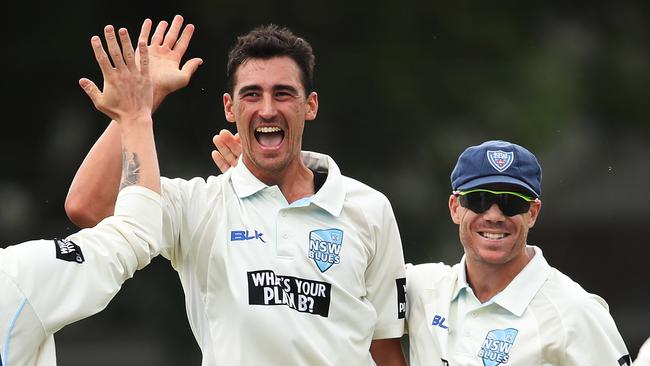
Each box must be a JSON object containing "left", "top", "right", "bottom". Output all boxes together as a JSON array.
[
  {"left": 364, "top": 195, "right": 406, "bottom": 340},
  {"left": 0, "top": 186, "right": 161, "bottom": 335},
  {"left": 564, "top": 294, "right": 631, "bottom": 365}
]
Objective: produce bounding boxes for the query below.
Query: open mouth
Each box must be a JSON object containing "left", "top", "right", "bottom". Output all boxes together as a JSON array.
[
  {"left": 255, "top": 126, "right": 285, "bottom": 148},
  {"left": 479, "top": 232, "right": 509, "bottom": 240}
]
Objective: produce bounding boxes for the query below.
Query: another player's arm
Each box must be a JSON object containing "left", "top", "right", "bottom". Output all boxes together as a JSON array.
[{"left": 66, "top": 15, "right": 202, "bottom": 228}]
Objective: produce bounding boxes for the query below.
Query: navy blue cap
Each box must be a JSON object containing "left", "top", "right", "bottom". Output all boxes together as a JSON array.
[{"left": 451, "top": 140, "right": 542, "bottom": 197}]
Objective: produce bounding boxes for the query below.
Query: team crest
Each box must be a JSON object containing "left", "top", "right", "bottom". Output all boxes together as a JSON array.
[
  {"left": 477, "top": 328, "right": 518, "bottom": 366},
  {"left": 308, "top": 229, "right": 343, "bottom": 272},
  {"left": 487, "top": 150, "right": 514, "bottom": 172}
]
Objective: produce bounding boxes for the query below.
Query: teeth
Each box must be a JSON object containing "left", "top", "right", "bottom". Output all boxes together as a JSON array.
[
  {"left": 256, "top": 126, "right": 282, "bottom": 133},
  {"left": 481, "top": 232, "right": 506, "bottom": 240}
]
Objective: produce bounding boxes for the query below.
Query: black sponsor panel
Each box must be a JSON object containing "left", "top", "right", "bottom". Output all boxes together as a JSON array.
[
  {"left": 247, "top": 270, "right": 331, "bottom": 317},
  {"left": 618, "top": 355, "right": 631, "bottom": 366},
  {"left": 396, "top": 277, "right": 406, "bottom": 319},
  {"left": 54, "top": 238, "right": 85, "bottom": 263}
]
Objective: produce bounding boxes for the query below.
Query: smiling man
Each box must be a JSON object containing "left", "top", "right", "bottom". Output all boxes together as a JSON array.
[
  {"left": 406, "top": 140, "right": 630, "bottom": 365},
  {"left": 66, "top": 23, "right": 407, "bottom": 365}
]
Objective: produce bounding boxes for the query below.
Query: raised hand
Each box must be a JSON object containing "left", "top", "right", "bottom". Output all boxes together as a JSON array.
[
  {"left": 79, "top": 25, "right": 152, "bottom": 123},
  {"left": 211, "top": 129, "right": 241, "bottom": 173},
  {"left": 136, "top": 15, "right": 203, "bottom": 110}
]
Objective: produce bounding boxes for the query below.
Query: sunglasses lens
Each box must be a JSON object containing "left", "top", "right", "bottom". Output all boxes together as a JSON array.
[
  {"left": 459, "top": 191, "right": 531, "bottom": 217},
  {"left": 498, "top": 194, "right": 531, "bottom": 216}
]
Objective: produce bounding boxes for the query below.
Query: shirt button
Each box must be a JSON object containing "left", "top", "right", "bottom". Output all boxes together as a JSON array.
[
  {"left": 281, "top": 211, "right": 287, "bottom": 217},
  {"left": 282, "top": 233, "right": 288, "bottom": 239}
]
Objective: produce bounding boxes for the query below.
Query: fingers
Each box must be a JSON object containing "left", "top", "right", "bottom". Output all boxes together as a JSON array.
[
  {"left": 138, "top": 40, "right": 150, "bottom": 76},
  {"left": 212, "top": 129, "right": 241, "bottom": 169},
  {"left": 180, "top": 57, "right": 203, "bottom": 78},
  {"left": 163, "top": 14, "right": 184, "bottom": 49},
  {"left": 173, "top": 22, "right": 195, "bottom": 54},
  {"left": 104, "top": 25, "right": 126, "bottom": 69},
  {"left": 150, "top": 20, "right": 169, "bottom": 46},
  {"left": 138, "top": 18, "right": 152, "bottom": 46},
  {"left": 230, "top": 132, "right": 242, "bottom": 157},
  {"left": 91, "top": 35, "right": 112, "bottom": 77},
  {"left": 78, "top": 78, "right": 101, "bottom": 106},
  {"left": 118, "top": 28, "right": 136, "bottom": 70},
  {"left": 211, "top": 150, "right": 232, "bottom": 174}
]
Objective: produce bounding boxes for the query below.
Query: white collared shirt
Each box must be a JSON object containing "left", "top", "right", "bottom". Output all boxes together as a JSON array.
[
  {"left": 406, "top": 246, "right": 630, "bottom": 365},
  {"left": 635, "top": 337, "right": 650, "bottom": 365},
  {"left": 160, "top": 151, "right": 406, "bottom": 365},
  {"left": 0, "top": 186, "right": 161, "bottom": 366}
]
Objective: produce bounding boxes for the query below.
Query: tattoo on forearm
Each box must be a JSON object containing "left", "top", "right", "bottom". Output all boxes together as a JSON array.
[{"left": 120, "top": 149, "right": 141, "bottom": 190}]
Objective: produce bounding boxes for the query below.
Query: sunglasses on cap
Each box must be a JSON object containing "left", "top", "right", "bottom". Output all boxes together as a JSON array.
[{"left": 454, "top": 189, "right": 537, "bottom": 217}]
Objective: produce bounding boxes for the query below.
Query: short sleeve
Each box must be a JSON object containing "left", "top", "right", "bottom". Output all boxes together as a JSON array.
[{"left": 364, "top": 196, "right": 406, "bottom": 339}]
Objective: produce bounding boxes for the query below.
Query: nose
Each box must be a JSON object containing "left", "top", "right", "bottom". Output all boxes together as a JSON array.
[
  {"left": 258, "top": 94, "right": 277, "bottom": 120},
  {"left": 483, "top": 203, "right": 506, "bottom": 222}
]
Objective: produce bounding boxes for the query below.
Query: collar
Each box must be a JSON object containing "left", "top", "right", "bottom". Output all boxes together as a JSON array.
[
  {"left": 230, "top": 151, "right": 345, "bottom": 216},
  {"left": 452, "top": 245, "right": 552, "bottom": 317}
]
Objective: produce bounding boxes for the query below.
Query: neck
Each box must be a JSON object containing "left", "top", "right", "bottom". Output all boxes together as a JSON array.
[
  {"left": 244, "top": 155, "right": 315, "bottom": 204},
  {"left": 465, "top": 246, "right": 535, "bottom": 303}
]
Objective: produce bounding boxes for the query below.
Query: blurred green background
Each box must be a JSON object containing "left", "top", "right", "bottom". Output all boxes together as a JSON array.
[{"left": 1, "top": 0, "right": 648, "bottom": 364}]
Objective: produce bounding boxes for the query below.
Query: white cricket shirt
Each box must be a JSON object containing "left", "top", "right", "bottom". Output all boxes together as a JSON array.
[
  {"left": 635, "top": 337, "right": 650, "bottom": 366},
  {"left": 160, "top": 151, "right": 406, "bottom": 365},
  {"left": 406, "top": 245, "right": 630, "bottom": 365},
  {"left": 0, "top": 186, "right": 161, "bottom": 366}
]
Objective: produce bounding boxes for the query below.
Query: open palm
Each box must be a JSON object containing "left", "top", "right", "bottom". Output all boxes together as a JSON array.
[{"left": 134, "top": 15, "right": 203, "bottom": 110}]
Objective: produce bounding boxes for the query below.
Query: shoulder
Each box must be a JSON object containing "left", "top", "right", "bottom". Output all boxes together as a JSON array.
[
  {"left": 341, "top": 175, "right": 393, "bottom": 208},
  {"left": 406, "top": 262, "right": 453, "bottom": 289},
  {"left": 540, "top": 268, "right": 610, "bottom": 311},
  {"left": 161, "top": 174, "right": 230, "bottom": 200},
  {"left": 536, "top": 267, "right": 622, "bottom": 336}
]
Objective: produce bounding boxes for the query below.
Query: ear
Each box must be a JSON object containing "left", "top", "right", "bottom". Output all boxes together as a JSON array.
[
  {"left": 449, "top": 194, "right": 462, "bottom": 224},
  {"left": 526, "top": 199, "right": 542, "bottom": 228},
  {"left": 223, "top": 93, "right": 236, "bottom": 123},
  {"left": 305, "top": 91, "right": 319, "bottom": 121}
]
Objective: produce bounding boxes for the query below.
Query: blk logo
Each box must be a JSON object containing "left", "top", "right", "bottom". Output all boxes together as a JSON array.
[
  {"left": 230, "top": 230, "right": 267, "bottom": 243},
  {"left": 432, "top": 315, "right": 449, "bottom": 329}
]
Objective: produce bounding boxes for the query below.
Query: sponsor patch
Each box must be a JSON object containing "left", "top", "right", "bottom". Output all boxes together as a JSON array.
[
  {"left": 618, "top": 355, "right": 631, "bottom": 366},
  {"left": 487, "top": 150, "right": 514, "bottom": 172},
  {"left": 396, "top": 277, "right": 406, "bottom": 319},
  {"left": 308, "top": 228, "right": 343, "bottom": 273},
  {"left": 477, "top": 328, "right": 518, "bottom": 366},
  {"left": 54, "top": 238, "right": 84, "bottom": 263},
  {"left": 248, "top": 270, "right": 332, "bottom": 317},
  {"left": 230, "top": 229, "right": 267, "bottom": 244}
]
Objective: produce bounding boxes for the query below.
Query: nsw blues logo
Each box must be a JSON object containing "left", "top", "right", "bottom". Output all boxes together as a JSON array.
[
  {"left": 308, "top": 229, "right": 343, "bottom": 272},
  {"left": 477, "top": 328, "right": 518, "bottom": 366},
  {"left": 487, "top": 150, "right": 514, "bottom": 172}
]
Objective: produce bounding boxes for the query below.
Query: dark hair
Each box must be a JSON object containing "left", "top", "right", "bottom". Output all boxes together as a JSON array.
[{"left": 226, "top": 24, "right": 315, "bottom": 94}]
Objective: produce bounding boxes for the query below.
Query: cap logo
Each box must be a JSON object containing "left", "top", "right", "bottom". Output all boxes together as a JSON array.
[{"left": 487, "top": 150, "right": 514, "bottom": 172}]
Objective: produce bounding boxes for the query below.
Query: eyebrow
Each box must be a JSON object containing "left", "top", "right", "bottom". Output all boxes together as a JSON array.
[{"left": 237, "top": 84, "right": 301, "bottom": 96}]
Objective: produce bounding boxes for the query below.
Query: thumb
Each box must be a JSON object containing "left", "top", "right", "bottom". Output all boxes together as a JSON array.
[
  {"left": 78, "top": 78, "right": 102, "bottom": 105},
  {"left": 181, "top": 58, "right": 203, "bottom": 78}
]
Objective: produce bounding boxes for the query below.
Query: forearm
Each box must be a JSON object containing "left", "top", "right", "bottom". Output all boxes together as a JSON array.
[
  {"left": 65, "top": 121, "right": 122, "bottom": 228},
  {"left": 118, "top": 113, "right": 160, "bottom": 195},
  {"left": 370, "top": 338, "right": 407, "bottom": 366}
]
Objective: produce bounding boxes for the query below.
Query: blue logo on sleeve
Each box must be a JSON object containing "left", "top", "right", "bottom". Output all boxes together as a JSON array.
[
  {"left": 308, "top": 229, "right": 343, "bottom": 272},
  {"left": 477, "top": 328, "right": 518, "bottom": 366}
]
